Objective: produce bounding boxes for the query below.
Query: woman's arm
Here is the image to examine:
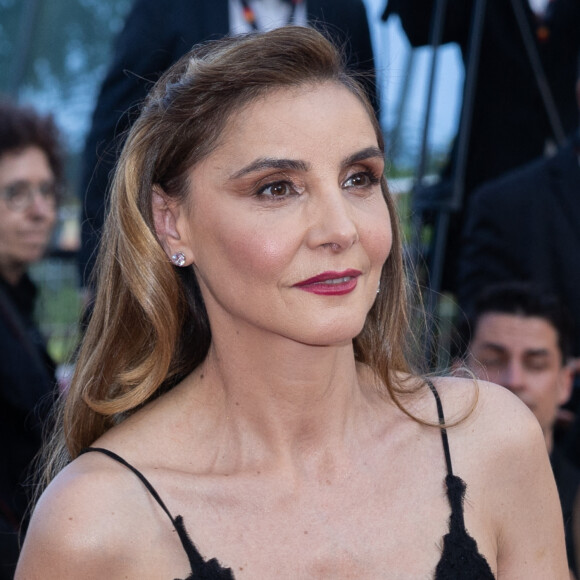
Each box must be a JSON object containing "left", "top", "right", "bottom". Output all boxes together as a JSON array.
[
  {"left": 15, "top": 467, "right": 132, "bottom": 579},
  {"left": 480, "top": 385, "right": 569, "bottom": 577},
  {"left": 14, "top": 453, "right": 167, "bottom": 579}
]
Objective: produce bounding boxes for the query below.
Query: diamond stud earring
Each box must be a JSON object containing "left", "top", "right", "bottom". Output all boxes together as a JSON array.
[{"left": 171, "top": 251, "right": 186, "bottom": 267}]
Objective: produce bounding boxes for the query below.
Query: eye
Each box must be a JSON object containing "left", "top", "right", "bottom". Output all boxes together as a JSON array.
[
  {"left": 479, "top": 356, "right": 505, "bottom": 369},
  {"left": 5, "top": 182, "right": 29, "bottom": 202},
  {"left": 525, "top": 356, "right": 550, "bottom": 372},
  {"left": 38, "top": 181, "right": 59, "bottom": 200},
  {"left": 255, "top": 180, "right": 297, "bottom": 199},
  {"left": 343, "top": 171, "right": 380, "bottom": 189}
]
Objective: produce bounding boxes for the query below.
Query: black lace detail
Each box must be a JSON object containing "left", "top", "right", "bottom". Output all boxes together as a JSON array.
[
  {"left": 80, "top": 447, "right": 234, "bottom": 580},
  {"left": 81, "top": 380, "right": 497, "bottom": 579},
  {"left": 425, "top": 380, "right": 495, "bottom": 580},
  {"left": 174, "top": 514, "right": 234, "bottom": 580},
  {"left": 435, "top": 474, "right": 495, "bottom": 579}
]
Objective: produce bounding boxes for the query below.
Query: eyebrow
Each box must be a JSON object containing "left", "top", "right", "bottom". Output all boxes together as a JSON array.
[
  {"left": 229, "top": 158, "right": 310, "bottom": 180},
  {"left": 478, "top": 343, "right": 508, "bottom": 354},
  {"left": 479, "top": 342, "right": 550, "bottom": 358},
  {"left": 341, "top": 146, "right": 384, "bottom": 168},
  {"left": 228, "top": 146, "right": 385, "bottom": 181},
  {"left": 523, "top": 349, "right": 550, "bottom": 358}
]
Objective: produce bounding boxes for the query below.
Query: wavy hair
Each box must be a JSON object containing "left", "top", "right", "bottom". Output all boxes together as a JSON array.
[{"left": 43, "top": 26, "right": 421, "bottom": 485}]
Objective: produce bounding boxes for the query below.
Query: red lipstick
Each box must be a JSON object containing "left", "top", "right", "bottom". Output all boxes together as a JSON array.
[{"left": 293, "top": 269, "right": 361, "bottom": 296}]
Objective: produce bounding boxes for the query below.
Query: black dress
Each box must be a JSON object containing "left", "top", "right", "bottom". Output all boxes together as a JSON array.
[{"left": 81, "top": 381, "right": 495, "bottom": 579}]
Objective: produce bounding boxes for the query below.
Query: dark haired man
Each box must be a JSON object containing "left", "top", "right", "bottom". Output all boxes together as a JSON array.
[
  {"left": 456, "top": 282, "right": 579, "bottom": 577},
  {"left": 383, "top": 0, "right": 580, "bottom": 293},
  {"left": 458, "top": 60, "right": 580, "bottom": 355}
]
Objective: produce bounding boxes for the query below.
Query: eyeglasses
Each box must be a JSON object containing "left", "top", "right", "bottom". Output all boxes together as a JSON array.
[{"left": 0, "top": 180, "right": 61, "bottom": 211}]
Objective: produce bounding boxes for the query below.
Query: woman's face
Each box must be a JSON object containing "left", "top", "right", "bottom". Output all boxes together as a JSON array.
[
  {"left": 0, "top": 146, "right": 57, "bottom": 284},
  {"left": 165, "top": 82, "right": 392, "bottom": 346}
]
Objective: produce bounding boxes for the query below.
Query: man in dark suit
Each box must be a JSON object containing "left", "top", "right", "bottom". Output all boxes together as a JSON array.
[
  {"left": 79, "top": 0, "right": 377, "bottom": 286},
  {"left": 384, "top": 0, "right": 580, "bottom": 199},
  {"left": 382, "top": 0, "right": 580, "bottom": 292},
  {"left": 457, "top": 72, "right": 580, "bottom": 354}
]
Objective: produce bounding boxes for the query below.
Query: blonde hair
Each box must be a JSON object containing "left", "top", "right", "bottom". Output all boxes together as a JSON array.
[{"left": 43, "top": 26, "right": 419, "bottom": 485}]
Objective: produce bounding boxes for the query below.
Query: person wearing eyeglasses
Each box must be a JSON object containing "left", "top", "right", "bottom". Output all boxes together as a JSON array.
[{"left": 0, "top": 98, "right": 62, "bottom": 580}]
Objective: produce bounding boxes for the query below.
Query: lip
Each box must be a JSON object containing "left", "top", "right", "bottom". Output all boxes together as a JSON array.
[
  {"left": 293, "top": 269, "right": 361, "bottom": 296},
  {"left": 20, "top": 233, "right": 51, "bottom": 244}
]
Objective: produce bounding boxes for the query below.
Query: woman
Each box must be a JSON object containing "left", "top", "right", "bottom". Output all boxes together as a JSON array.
[
  {"left": 16, "top": 27, "right": 567, "bottom": 578},
  {"left": 0, "top": 100, "right": 61, "bottom": 579}
]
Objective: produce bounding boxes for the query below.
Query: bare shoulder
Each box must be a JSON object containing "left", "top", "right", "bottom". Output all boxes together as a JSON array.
[
  {"left": 431, "top": 375, "right": 541, "bottom": 443},
  {"left": 429, "top": 376, "right": 546, "bottom": 473},
  {"left": 393, "top": 374, "right": 544, "bottom": 480},
  {"left": 16, "top": 451, "right": 152, "bottom": 579},
  {"left": 400, "top": 374, "right": 539, "bottom": 435},
  {"left": 429, "top": 376, "right": 568, "bottom": 576}
]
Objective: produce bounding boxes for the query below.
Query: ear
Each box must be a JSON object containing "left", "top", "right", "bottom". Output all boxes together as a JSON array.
[
  {"left": 151, "top": 186, "right": 189, "bottom": 263},
  {"left": 557, "top": 360, "right": 575, "bottom": 406}
]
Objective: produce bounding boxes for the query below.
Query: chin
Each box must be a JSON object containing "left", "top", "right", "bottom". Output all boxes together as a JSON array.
[
  {"left": 17, "top": 251, "right": 45, "bottom": 268},
  {"left": 293, "top": 319, "right": 366, "bottom": 347}
]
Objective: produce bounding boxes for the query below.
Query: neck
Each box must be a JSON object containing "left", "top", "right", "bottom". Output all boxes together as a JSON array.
[
  {"left": 0, "top": 261, "right": 25, "bottom": 286},
  {"left": 188, "top": 329, "right": 383, "bottom": 471}
]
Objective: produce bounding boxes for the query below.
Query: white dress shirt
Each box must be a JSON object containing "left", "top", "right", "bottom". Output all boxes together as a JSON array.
[{"left": 229, "top": 0, "right": 308, "bottom": 34}]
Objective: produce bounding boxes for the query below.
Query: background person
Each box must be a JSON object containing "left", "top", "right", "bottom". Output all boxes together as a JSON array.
[
  {"left": 17, "top": 27, "right": 567, "bottom": 579},
  {"left": 0, "top": 99, "right": 62, "bottom": 579},
  {"left": 457, "top": 63, "right": 580, "bottom": 355},
  {"left": 455, "top": 281, "right": 580, "bottom": 577},
  {"left": 382, "top": 0, "right": 580, "bottom": 292}
]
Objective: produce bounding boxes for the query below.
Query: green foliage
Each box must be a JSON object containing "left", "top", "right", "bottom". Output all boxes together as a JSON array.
[
  {"left": 30, "top": 257, "right": 82, "bottom": 365},
  {"left": 0, "top": 0, "right": 132, "bottom": 151}
]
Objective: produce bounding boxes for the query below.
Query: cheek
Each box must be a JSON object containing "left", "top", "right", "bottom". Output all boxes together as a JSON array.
[
  {"left": 230, "top": 234, "right": 288, "bottom": 276},
  {"left": 376, "top": 225, "right": 393, "bottom": 266},
  {"left": 540, "top": 374, "right": 564, "bottom": 402},
  {"left": 46, "top": 208, "right": 58, "bottom": 229},
  {"left": 0, "top": 217, "right": 18, "bottom": 249},
  {"left": 202, "top": 215, "right": 297, "bottom": 284},
  {"left": 362, "top": 205, "right": 393, "bottom": 268}
]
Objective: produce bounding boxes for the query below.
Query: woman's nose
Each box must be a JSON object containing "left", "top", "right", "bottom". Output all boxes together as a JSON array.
[{"left": 306, "top": 188, "right": 359, "bottom": 251}]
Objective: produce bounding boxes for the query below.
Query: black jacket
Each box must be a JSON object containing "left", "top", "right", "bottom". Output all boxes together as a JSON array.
[
  {"left": 551, "top": 445, "right": 580, "bottom": 576},
  {"left": 383, "top": 0, "right": 580, "bottom": 193},
  {"left": 457, "top": 134, "right": 580, "bottom": 353},
  {"left": 0, "top": 274, "right": 57, "bottom": 578}
]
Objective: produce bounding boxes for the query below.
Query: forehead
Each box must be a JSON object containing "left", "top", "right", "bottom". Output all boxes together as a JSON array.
[
  {"left": 0, "top": 146, "right": 53, "bottom": 184},
  {"left": 209, "top": 81, "right": 377, "bottom": 160},
  {"left": 472, "top": 313, "right": 560, "bottom": 354}
]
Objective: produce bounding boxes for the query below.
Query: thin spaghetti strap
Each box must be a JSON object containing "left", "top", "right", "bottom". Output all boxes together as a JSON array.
[
  {"left": 79, "top": 447, "right": 212, "bottom": 574},
  {"left": 80, "top": 447, "right": 176, "bottom": 523},
  {"left": 425, "top": 380, "right": 454, "bottom": 477},
  {"left": 426, "top": 382, "right": 495, "bottom": 577}
]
